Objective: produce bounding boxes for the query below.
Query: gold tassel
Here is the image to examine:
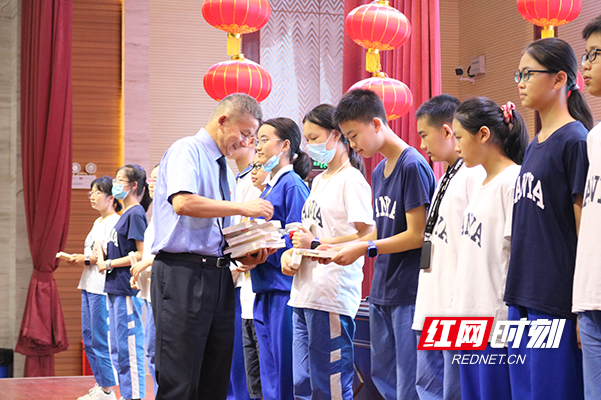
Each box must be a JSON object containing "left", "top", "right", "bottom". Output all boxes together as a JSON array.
[
  {"left": 366, "top": 49, "right": 381, "bottom": 73},
  {"left": 227, "top": 33, "right": 242, "bottom": 56},
  {"left": 541, "top": 26, "right": 555, "bottom": 38}
]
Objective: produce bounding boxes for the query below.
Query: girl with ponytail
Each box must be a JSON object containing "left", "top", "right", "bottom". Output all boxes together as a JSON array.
[
  {"left": 99, "top": 164, "right": 150, "bottom": 400},
  {"left": 242, "top": 117, "right": 310, "bottom": 400},
  {"left": 451, "top": 97, "right": 527, "bottom": 400},
  {"left": 504, "top": 38, "right": 590, "bottom": 400},
  {"left": 280, "top": 104, "right": 375, "bottom": 399}
]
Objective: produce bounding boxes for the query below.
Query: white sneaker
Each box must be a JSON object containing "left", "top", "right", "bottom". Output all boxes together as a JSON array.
[
  {"left": 78, "top": 384, "right": 100, "bottom": 400},
  {"left": 77, "top": 384, "right": 117, "bottom": 400}
]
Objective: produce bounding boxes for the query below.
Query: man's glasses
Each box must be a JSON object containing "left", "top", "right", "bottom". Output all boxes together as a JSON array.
[{"left": 581, "top": 48, "right": 601, "bottom": 66}]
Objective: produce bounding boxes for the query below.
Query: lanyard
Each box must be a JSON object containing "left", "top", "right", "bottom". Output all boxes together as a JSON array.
[
  {"left": 424, "top": 158, "right": 464, "bottom": 237},
  {"left": 309, "top": 158, "right": 350, "bottom": 202}
]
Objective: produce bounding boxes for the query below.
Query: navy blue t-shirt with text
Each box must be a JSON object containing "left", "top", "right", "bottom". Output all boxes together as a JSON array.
[
  {"left": 369, "top": 147, "right": 436, "bottom": 306},
  {"left": 105, "top": 205, "right": 148, "bottom": 296},
  {"left": 504, "top": 121, "right": 589, "bottom": 319}
]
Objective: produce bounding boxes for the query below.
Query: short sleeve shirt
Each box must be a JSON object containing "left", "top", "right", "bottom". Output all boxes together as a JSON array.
[
  {"left": 505, "top": 121, "right": 589, "bottom": 319},
  {"left": 369, "top": 147, "right": 436, "bottom": 306}
]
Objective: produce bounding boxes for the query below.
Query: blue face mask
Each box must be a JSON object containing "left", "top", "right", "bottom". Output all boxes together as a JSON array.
[
  {"left": 306, "top": 131, "right": 337, "bottom": 164},
  {"left": 112, "top": 183, "right": 130, "bottom": 200},
  {"left": 262, "top": 150, "right": 283, "bottom": 173}
]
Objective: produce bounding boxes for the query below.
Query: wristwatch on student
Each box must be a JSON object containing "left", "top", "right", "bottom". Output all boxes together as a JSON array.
[
  {"left": 84, "top": 256, "right": 91, "bottom": 266},
  {"left": 367, "top": 241, "right": 378, "bottom": 258},
  {"left": 105, "top": 259, "right": 113, "bottom": 271},
  {"left": 310, "top": 238, "right": 321, "bottom": 250}
]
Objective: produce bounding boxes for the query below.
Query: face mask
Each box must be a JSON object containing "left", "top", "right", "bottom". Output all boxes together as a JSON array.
[
  {"left": 112, "top": 183, "right": 130, "bottom": 200},
  {"left": 306, "top": 132, "right": 337, "bottom": 164},
  {"left": 262, "top": 150, "right": 283, "bottom": 173}
]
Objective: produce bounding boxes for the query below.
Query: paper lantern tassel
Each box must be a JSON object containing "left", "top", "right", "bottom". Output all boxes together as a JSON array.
[
  {"left": 227, "top": 33, "right": 242, "bottom": 56},
  {"left": 366, "top": 49, "right": 381, "bottom": 74}
]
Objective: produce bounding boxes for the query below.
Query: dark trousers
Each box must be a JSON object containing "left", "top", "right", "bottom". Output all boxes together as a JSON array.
[
  {"left": 241, "top": 318, "right": 262, "bottom": 399},
  {"left": 152, "top": 253, "right": 235, "bottom": 400}
]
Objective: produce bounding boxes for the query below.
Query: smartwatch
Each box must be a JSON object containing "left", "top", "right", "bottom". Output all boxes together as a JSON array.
[
  {"left": 366, "top": 241, "right": 378, "bottom": 258},
  {"left": 105, "top": 259, "right": 113, "bottom": 271},
  {"left": 310, "top": 238, "right": 321, "bottom": 250},
  {"left": 84, "top": 256, "right": 91, "bottom": 266}
]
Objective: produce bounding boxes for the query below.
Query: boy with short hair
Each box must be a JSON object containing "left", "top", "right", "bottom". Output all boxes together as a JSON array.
[
  {"left": 412, "top": 94, "right": 484, "bottom": 400},
  {"left": 331, "top": 89, "right": 436, "bottom": 400},
  {"left": 573, "top": 15, "right": 601, "bottom": 400}
]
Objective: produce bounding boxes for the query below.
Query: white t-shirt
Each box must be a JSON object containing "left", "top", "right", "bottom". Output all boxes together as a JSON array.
[
  {"left": 288, "top": 167, "right": 374, "bottom": 318},
  {"left": 451, "top": 164, "right": 520, "bottom": 339},
  {"left": 412, "top": 164, "right": 484, "bottom": 331},
  {"left": 77, "top": 213, "right": 120, "bottom": 295},
  {"left": 573, "top": 122, "right": 601, "bottom": 312},
  {"left": 137, "top": 218, "right": 155, "bottom": 301},
  {"left": 235, "top": 172, "right": 261, "bottom": 316}
]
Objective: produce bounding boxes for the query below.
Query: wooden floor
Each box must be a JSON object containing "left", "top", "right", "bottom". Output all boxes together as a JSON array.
[{"left": 0, "top": 375, "right": 155, "bottom": 400}]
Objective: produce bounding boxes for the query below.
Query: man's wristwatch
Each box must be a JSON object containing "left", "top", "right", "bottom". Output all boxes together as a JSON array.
[
  {"left": 105, "top": 259, "right": 113, "bottom": 271},
  {"left": 84, "top": 256, "right": 91, "bottom": 266},
  {"left": 367, "top": 241, "right": 378, "bottom": 258},
  {"left": 310, "top": 238, "right": 321, "bottom": 250}
]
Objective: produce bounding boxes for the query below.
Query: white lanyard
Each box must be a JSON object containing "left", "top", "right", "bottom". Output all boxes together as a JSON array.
[{"left": 310, "top": 158, "right": 350, "bottom": 202}]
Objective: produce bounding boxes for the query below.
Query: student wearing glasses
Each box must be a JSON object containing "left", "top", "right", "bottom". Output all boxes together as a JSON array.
[
  {"left": 239, "top": 118, "right": 311, "bottom": 400},
  {"left": 504, "top": 38, "right": 594, "bottom": 400},
  {"left": 69, "top": 177, "right": 121, "bottom": 400},
  {"left": 98, "top": 164, "right": 152, "bottom": 400},
  {"left": 573, "top": 15, "right": 601, "bottom": 400}
]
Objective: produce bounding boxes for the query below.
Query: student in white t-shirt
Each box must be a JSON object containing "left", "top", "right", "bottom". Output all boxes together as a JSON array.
[
  {"left": 573, "top": 15, "right": 601, "bottom": 400},
  {"left": 412, "top": 94, "right": 484, "bottom": 400},
  {"left": 280, "top": 104, "right": 375, "bottom": 400},
  {"left": 451, "top": 97, "right": 528, "bottom": 400},
  {"left": 69, "top": 176, "right": 121, "bottom": 400}
]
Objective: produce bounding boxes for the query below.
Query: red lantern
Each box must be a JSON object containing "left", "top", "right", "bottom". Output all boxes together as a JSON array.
[
  {"left": 517, "top": 0, "right": 581, "bottom": 38},
  {"left": 203, "top": 55, "right": 272, "bottom": 102},
  {"left": 346, "top": 0, "right": 411, "bottom": 73},
  {"left": 349, "top": 73, "right": 413, "bottom": 120},
  {"left": 202, "top": 0, "right": 271, "bottom": 55}
]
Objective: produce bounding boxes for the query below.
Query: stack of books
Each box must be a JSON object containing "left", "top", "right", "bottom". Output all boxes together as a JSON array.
[{"left": 223, "top": 219, "right": 286, "bottom": 258}]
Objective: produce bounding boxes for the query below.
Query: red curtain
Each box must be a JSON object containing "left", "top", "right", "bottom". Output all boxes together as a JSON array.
[
  {"left": 16, "top": 0, "right": 72, "bottom": 376},
  {"left": 343, "top": 0, "right": 442, "bottom": 297}
]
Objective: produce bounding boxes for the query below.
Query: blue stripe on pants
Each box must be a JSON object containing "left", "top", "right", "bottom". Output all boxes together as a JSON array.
[
  {"left": 369, "top": 303, "right": 419, "bottom": 400},
  {"left": 459, "top": 345, "right": 511, "bottom": 400},
  {"left": 415, "top": 330, "right": 461, "bottom": 400},
  {"left": 292, "top": 308, "right": 355, "bottom": 400},
  {"left": 108, "top": 294, "right": 146, "bottom": 400},
  {"left": 253, "top": 291, "right": 294, "bottom": 400},
  {"left": 507, "top": 305, "right": 584, "bottom": 400},
  {"left": 579, "top": 310, "right": 601, "bottom": 400},
  {"left": 82, "top": 290, "right": 117, "bottom": 388}
]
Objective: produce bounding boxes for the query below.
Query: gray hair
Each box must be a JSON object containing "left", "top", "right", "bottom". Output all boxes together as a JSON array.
[{"left": 211, "top": 93, "right": 263, "bottom": 124}]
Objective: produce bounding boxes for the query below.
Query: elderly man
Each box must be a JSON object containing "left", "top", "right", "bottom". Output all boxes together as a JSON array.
[{"left": 151, "top": 94, "right": 274, "bottom": 400}]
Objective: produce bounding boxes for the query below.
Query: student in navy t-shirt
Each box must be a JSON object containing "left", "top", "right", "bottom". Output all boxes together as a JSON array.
[
  {"left": 239, "top": 118, "right": 311, "bottom": 400},
  {"left": 504, "top": 38, "right": 593, "bottom": 400},
  {"left": 329, "top": 89, "right": 436, "bottom": 400},
  {"left": 99, "top": 164, "right": 152, "bottom": 400}
]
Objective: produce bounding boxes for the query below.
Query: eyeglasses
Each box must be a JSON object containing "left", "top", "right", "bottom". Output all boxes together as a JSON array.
[
  {"left": 250, "top": 163, "right": 264, "bottom": 171},
  {"left": 514, "top": 69, "right": 554, "bottom": 83},
  {"left": 251, "top": 137, "right": 281, "bottom": 147},
  {"left": 112, "top": 179, "right": 130, "bottom": 186},
  {"left": 87, "top": 191, "right": 105, "bottom": 199},
  {"left": 581, "top": 48, "right": 601, "bottom": 66}
]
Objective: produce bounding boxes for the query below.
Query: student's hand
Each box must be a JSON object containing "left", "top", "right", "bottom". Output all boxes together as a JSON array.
[
  {"left": 97, "top": 260, "right": 108, "bottom": 273},
  {"left": 576, "top": 318, "right": 582, "bottom": 350},
  {"left": 68, "top": 254, "right": 86, "bottom": 267},
  {"left": 281, "top": 249, "right": 298, "bottom": 276},
  {"left": 236, "top": 264, "right": 257, "bottom": 273},
  {"left": 242, "top": 199, "right": 274, "bottom": 221},
  {"left": 130, "top": 276, "right": 140, "bottom": 290},
  {"left": 330, "top": 242, "right": 367, "bottom": 266},
  {"left": 130, "top": 260, "right": 150, "bottom": 280},
  {"left": 292, "top": 226, "right": 313, "bottom": 249},
  {"left": 235, "top": 248, "right": 274, "bottom": 266},
  {"left": 231, "top": 269, "right": 241, "bottom": 282}
]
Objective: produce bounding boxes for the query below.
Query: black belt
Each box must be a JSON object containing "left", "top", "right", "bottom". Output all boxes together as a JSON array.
[{"left": 156, "top": 252, "right": 231, "bottom": 268}]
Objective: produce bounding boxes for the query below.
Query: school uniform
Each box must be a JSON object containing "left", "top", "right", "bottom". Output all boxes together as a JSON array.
[
  {"left": 251, "top": 164, "right": 310, "bottom": 400},
  {"left": 505, "top": 121, "right": 589, "bottom": 400},
  {"left": 369, "top": 147, "right": 436, "bottom": 400},
  {"left": 452, "top": 165, "right": 520, "bottom": 400},
  {"left": 573, "top": 122, "right": 601, "bottom": 400},
  {"left": 413, "top": 163, "right": 484, "bottom": 400},
  {"left": 105, "top": 205, "right": 148, "bottom": 400},
  {"left": 289, "top": 166, "right": 374, "bottom": 399}
]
